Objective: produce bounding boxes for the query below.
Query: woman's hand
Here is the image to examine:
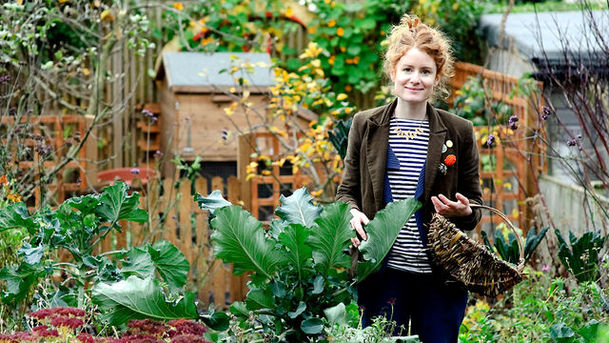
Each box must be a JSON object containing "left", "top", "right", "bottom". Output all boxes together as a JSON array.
[
  {"left": 431, "top": 193, "right": 472, "bottom": 217},
  {"left": 349, "top": 208, "right": 369, "bottom": 248}
]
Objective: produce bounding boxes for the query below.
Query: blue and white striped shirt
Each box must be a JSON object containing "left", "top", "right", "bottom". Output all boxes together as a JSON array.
[{"left": 386, "top": 117, "right": 432, "bottom": 274}]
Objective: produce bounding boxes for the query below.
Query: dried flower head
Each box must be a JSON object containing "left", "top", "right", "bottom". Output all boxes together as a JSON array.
[
  {"left": 76, "top": 332, "right": 95, "bottom": 343},
  {"left": 32, "top": 325, "right": 60, "bottom": 338},
  {"left": 50, "top": 316, "right": 84, "bottom": 330},
  {"left": 167, "top": 319, "right": 206, "bottom": 337},
  {"left": 127, "top": 319, "right": 169, "bottom": 337},
  {"left": 486, "top": 134, "right": 496, "bottom": 147},
  {"left": 111, "top": 334, "right": 163, "bottom": 343},
  {"left": 0, "top": 331, "right": 39, "bottom": 342},
  {"left": 540, "top": 106, "right": 554, "bottom": 120},
  {"left": 508, "top": 115, "right": 519, "bottom": 130},
  {"left": 171, "top": 334, "right": 211, "bottom": 343}
]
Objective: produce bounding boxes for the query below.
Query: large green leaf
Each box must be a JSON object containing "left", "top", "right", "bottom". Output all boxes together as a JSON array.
[
  {"left": 121, "top": 241, "right": 190, "bottom": 291},
  {"left": 121, "top": 246, "right": 156, "bottom": 279},
  {"left": 92, "top": 276, "right": 197, "bottom": 327},
  {"left": 95, "top": 182, "right": 148, "bottom": 224},
  {"left": 524, "top": 226, "right": 549, "bottom": 263},
  {"left": 308, "top": 202, "right": 352, "bottom": 275},
  {"left": 62, "top": 193, "right": 101, "bottom": 217},
  {"left": 0, "top": 261, "right": 47, "bottom": 302},
  {"left": 328, "top": 118, "right": 352, "bottom": 161},
  {"left": 0, "top": 202, "right": 36, "bottom": 234},
  {"left": 324, "top": 302, "right": 347, "bottom": 326},
  {"left": 278, "top": 224, "right": 313, "bottom": 282},
  {"left": 194, "top": 190, "right": 232, "bottom": 215},
  {"left": 211, "top": 206, "right": 285, "bottom": 279},
  {"left": 245, "top": 287, "right": 274, "bottom": 311},
  {"left": 275, "top": 188, "right": 322, "bottom": 227},
  {"left": 301, "top": 317, "right": 324, "bottom": 335},
  {"left": 357, "top": 198, "right": 421, "bottom": 282},
  {"left": 148, "top": 241, "right": 190, "bottom": 291}
]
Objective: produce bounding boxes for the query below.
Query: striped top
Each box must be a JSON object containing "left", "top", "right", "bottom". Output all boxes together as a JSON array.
[{"left": 386, "top": 117, "right": 432, "bottom": 274}]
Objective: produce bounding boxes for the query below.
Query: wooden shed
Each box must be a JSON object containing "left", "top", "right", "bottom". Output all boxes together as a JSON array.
[{"left": 155, "top": 52, "right": 315, "bottom": 179}]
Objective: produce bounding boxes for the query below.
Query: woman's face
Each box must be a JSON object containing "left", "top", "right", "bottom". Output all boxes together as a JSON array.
[{"left": 391, "top": 48, "right": 438, "bottom": 105}]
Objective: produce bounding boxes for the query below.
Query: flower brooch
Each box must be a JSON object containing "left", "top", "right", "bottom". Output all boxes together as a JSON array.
[{"left": 438, "top": 139, "right": 456, "bottom": 175}]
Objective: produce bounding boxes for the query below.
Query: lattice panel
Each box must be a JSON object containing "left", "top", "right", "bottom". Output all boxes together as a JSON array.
[{"left": 1, "top": 115, "right": 87, "bottom": 207}]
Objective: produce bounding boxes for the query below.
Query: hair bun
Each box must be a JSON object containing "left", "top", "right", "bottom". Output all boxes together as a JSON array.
[{"left": 401, "top": 15, "right": 419, "bottom": 28}]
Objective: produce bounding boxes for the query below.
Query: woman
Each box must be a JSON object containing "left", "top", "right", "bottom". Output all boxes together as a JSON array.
[{"left": 336, "top": 14, "right": 483, "bottom": 342}]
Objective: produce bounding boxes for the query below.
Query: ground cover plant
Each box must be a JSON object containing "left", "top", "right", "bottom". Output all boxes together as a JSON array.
[
  {"left": 459, "top": 268, "right": 609, "bottom": 343},
  {"left": 0, "top": 309, "right": 213, "bottom": 342}
]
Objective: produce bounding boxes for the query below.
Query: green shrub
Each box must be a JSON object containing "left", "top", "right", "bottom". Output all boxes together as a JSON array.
[{"left": 459, "top": 270, "right": 609, "bottom": 342}]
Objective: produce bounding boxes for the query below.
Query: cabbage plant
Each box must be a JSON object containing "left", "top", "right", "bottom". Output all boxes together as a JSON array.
[{"left": 196, "top": 188, "right": 420, "bottom": 341}]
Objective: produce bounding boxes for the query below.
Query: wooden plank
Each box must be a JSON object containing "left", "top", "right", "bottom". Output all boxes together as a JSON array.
[
  {"left": 116, "top": 220, "right": 127, "bottom": 250},
  {"left": 227, "top": 176, "right": 244, "bottom": 301},
  {"left": 84, "top": 115, "right": 98, "bottom": 188},
  {"left": 146, "top": 178, "right": 161, "bottom": 243},
  {"left": 112, "top": 41, "right": 124, "bottom": 168},
  {"left": 101, "top": 231, "right": 112, "bottom": 254},
  {"left": 212, "top": 262, "right": 227, "bottom": 308},
  {"left": 237, "top": 134, "right": 253, "bottom": 210},
  {"left": 194, "top": 177, "right": 212, "bottom": 305},
  {"left": 163, "top": 178, "right": 177, "bottom": 243},
  {"left": 178, "top": 179, "right": 193, "bottom": 265},
  {"left": 210, "top": 176, "right": 226, "bottom": 306},
  {"left": 211, "top": 176, "right": 224, "bottom": 197}
]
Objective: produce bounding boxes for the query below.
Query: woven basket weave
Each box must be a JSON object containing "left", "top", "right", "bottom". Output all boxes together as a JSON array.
[{"left": 428, "top": 204, "right": 525, "bottom": 297}]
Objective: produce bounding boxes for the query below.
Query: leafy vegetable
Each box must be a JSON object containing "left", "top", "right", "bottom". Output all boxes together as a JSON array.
[
  {"left": 197, "top": 187, "right": 419, "bottom": 340},
  {"left": 357, "top": 198, "right": 421, "bottom": 282},
  {"left": 92, "top": 276, "right": 198, "bottom": 327}
]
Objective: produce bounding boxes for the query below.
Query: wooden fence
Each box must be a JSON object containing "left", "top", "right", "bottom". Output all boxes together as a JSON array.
[
  {"left": 451, "top": 62, "right": 545, "bottom": 234},
  {"left": 98, "top": 175, "right": 247, "bottom": 307}
]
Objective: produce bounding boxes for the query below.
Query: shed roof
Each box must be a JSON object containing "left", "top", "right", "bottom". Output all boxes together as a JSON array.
[
  {"left": 479, "top": 10, "right": 609, "bottom": 61},
  {"left": 157, "top": 52, "right": 274, "bottom": 93}
]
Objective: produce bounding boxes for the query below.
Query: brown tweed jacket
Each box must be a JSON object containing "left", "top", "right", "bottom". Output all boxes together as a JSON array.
[{"left": 336, "top": 98, "right": 483, "bottom": 234}]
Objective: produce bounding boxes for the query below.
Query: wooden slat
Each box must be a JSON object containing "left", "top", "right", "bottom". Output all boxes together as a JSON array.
[
  {"left": 178, "top": 179, "right": 193, "bottom": 264},
  {"left": 194, "top": 177, "right": 211, "bottom": 303},
  {"left": 210, "top": 176, "right": 226, "bottom": 306},
  {"left": 162, "top": 178, "right": 177, "bottom": 243},
  {"left": 116, "top": 220, "right": 127, "bottom": 250},
  {"left": 227, "top": 176, "right": 245, "bottom": 302}
]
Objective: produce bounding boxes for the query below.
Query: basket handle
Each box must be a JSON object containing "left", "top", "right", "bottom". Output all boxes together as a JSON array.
[{"left": 470, "top": 203, "right": 525, "bottom": 271}]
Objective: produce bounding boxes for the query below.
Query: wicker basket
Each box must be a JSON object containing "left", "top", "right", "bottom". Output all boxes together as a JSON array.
[{"left": 427, "top": 204, "right": 525, "bottom": 297}]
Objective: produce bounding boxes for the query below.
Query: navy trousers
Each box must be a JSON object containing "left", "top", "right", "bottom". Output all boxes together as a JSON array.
[{"left": 358, "top": 267, "right": 468, "bottom": 343}]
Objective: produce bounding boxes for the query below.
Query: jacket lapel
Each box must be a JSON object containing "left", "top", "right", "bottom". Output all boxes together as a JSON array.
[
  {"left": 366, "top": 99, "right": 396, "bottom": 211},
  {"left": 423, "top": 104, "right": 447, "bottom": 202}
]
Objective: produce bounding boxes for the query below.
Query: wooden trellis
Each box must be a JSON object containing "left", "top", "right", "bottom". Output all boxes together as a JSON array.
[
  {"left": 451, "top": 62, "right": 546, "bottom": 234},
  {"left": 1, "top": 114, "right": 94, "bottom": 208},
  {"left": 238, "top": 132, "right": 312, "bottom": 220}
]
